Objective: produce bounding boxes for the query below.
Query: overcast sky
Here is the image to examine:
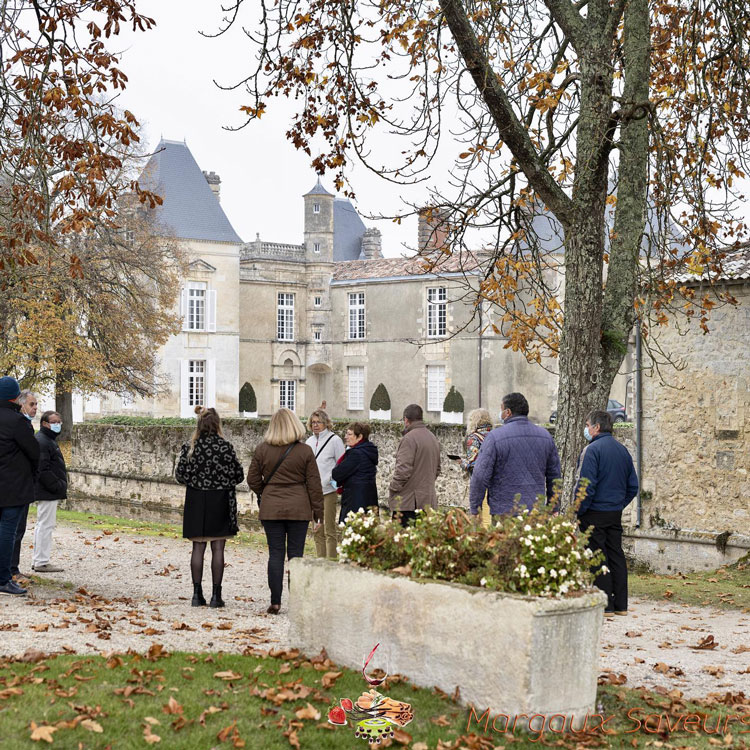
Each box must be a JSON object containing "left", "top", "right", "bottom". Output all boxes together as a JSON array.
[{"left": 115, "top": 0, "right": 425, "bottom": 257}]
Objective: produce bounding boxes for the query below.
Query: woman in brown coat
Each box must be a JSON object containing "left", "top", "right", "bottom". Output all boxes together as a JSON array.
[{"left": 247, "top": 408, "right": 323, "bottom": 614}]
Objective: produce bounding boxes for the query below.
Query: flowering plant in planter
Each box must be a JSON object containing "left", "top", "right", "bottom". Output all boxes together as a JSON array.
[{"left": 338, "top": 490, "right": 602, "bottom": 597}]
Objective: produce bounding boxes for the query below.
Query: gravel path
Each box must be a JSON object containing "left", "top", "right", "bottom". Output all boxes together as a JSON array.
[
  {"left": 0, "top": 522, "right": 289, "bottom": 656},
  {"left": 1, "top": 521, "right": 748, "bottom": 700}
]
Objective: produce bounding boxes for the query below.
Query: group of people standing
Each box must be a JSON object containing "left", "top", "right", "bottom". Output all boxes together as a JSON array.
[
  {"left": 176, "top": 403, "right": 442, "bottom": 614},
  {"left": 0, "top": 376, "right": 68, "bottom": 596},
  {"left": 175, "top": 392, "right": 637, "bottom": 617}
]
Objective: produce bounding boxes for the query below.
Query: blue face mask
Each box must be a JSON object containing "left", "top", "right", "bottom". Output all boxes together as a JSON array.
[
  {"left": 50, "top": 423, "right": 62, "bottom": 434},
  {"left": 24, "top": 413, "right": 33, "bottom": 420},
  {"left": 583, "top": 426, "right": 593, "bottom": 442}
]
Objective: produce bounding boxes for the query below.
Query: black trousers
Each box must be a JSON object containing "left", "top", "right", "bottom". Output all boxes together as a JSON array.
[
  {"left": 391, "top": 510, "right": 418, "bottom": 527},
  {"left": 578, "top": 509, "right": 628, "bottom": 612},
  {"left": 261, "top": 520, "right": 309, "bottom": 606},
  {"left": 10, "top": 503, "right": 29, "bottom": 575}
]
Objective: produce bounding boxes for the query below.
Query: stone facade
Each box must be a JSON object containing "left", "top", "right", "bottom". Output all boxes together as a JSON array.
[{"left": 639, "top": 282, "right": 750, "bottom": 537}]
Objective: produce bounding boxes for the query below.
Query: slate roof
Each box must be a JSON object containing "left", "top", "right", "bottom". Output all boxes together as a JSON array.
[
  {"left": 332, "top": 252, "right": 482, "bottom": 281},
  {"left": 305, "top": 179, "right": 332, "bottom": 196},
  {"left": 139, "top": 140, "right": 242, "bottom": 244},
  {"left": 333, "top": 198, "right": 368, "bottom": 261}
]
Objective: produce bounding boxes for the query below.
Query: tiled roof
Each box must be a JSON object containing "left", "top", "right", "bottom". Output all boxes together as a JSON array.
[
  {"left": 139, "top": 140, "right": 242, "bottom": 244},
  {"left": 674, "top": 249, "right": 750, "bottom": 284},
  {"left": 332, "top": 252, "right": 482, "bottom": 281}
]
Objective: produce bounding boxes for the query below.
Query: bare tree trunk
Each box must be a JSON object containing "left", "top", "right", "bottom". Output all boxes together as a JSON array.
[{"left": 55, "top": 374, "right": 74, "bottom": 442}]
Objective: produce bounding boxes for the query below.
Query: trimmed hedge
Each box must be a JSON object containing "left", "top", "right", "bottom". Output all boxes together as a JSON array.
[
  {"left": 369, "top": 383, "right": 391, "bottom": 411},
  {"left": 239, "top": 382, "right": 257, "bottom": 412},
  {"left": 442, "top": 386, "right": 464, "bottom": 413}
]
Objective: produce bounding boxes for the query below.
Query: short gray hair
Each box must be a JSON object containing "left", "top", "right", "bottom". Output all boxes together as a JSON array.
[{"left": 18, "top": 390, "right": 36, "bottom": 405}]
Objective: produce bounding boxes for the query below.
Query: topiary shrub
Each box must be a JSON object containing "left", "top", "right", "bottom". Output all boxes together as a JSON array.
[
  {"left": 239, "top": 382, "right": 257, "bottom": 412},
  {"left": 369, "top": 383, "right": 391, "bottom": 411},
  {"left": 442, "top": 386, "right": 464, "bottom": 413}
]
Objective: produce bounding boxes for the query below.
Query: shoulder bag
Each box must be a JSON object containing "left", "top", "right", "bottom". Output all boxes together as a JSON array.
[{"left": 257, "top": 443, "right": 296, "bottom": 506}]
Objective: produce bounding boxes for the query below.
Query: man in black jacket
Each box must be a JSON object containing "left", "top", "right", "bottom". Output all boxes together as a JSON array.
[
  {"left": 10, "top": 389, "right": 38, "bottom": 578},
  {"left": 0, "top": 377, "right": 40, "bottom": 595},
  {"left": 32, "top": 411, "right": 67, "bottom": 573}
]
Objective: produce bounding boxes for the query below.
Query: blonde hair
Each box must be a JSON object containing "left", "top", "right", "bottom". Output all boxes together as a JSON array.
[
  {"left": 265, "top": 408, "right": 306, "bottom": 446},
  {"left": 307, "top": 408, "right": 333, "bottom": 432},
  {"left": 189, "top": 405, "right": 223, "bottom": 457},
  {"left": 467, "top": 408, "right": 492, "bottom": 435}
]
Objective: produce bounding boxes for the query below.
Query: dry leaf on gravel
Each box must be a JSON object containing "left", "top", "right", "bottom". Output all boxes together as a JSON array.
[{"left": 692, "top": 635, "right": 718, "bottom": 650}]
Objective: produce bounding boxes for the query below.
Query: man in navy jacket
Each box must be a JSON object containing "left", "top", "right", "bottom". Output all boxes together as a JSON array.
[
  {"left": 470, "top": 392, "right": 561, "bottom": 519},
  {"left": 575, "top": 409, "right": 638, "bottom": 616}
]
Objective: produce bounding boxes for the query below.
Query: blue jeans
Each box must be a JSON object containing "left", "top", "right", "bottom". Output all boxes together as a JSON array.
[{"left": 0, "top": 505, "right": 26, "bottom": 585}]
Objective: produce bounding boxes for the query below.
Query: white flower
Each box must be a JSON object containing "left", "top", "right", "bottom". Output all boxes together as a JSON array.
[
  {"left": 524, "top": 524, "right": 532, "bottom": 531},
  {"left": 549, "top": 569, "right": 557, "bottom": 578},
  {"left": 543, "top": 546, "right": 555, "bottom": 554},
  {"left": 537, "top": 566, "right": 545, "bottom": 575},
  {"left": 559, "top": 569, "right": 567, "bottom": 577},
  {"left": 480, "top": 578, "right": 487, "bottom": 587},
  {"left": 572, "top": 550, "right": 581, "bottom": 560},
  {"left": 524, "top": 538, "right": 533, "bottom": 547}
]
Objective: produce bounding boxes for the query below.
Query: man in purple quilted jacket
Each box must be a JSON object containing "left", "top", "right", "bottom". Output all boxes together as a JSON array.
[{"left": 469, "top": 392, "right": 560, "bottom": 521}]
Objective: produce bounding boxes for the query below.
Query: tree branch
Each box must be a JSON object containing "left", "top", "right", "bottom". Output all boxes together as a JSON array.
[
  {"left": 541, "top": 0, "right": 584, "bottom": 49},
  {"left": 438, "top": 0, "right": 574, "bottom": 226}
]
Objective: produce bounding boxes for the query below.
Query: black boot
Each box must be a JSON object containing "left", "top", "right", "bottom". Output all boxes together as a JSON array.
[
  {"left": 209, "top": 584, "right": 225, "bottom": 608},
  {"left": 191, "top": 582, "right": 206, "bottom": 607}
]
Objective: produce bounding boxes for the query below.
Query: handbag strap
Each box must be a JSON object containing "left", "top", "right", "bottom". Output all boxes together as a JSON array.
[
  {"left": 314, "top": 434, "right": 335, "bottom": 460},
  {"left": 261, "top": 443, "right": 296, "bottom": 492}
]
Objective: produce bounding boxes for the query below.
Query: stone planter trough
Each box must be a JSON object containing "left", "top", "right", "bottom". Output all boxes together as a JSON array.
[
  {"left": 289, "top": 558, "right": 606, "bottom": 723},
  {"left": 369, "top": 409, "right": 391, "bottom": 421}
]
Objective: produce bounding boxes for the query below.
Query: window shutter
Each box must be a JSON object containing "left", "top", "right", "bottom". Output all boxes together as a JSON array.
[
  {"left": 180, "top": 288, "right": 190, "bottom": 331},
  {"left": 206, "top": 359, "right": 217, "bottom": 408},
  {"left": 180, "top": 360, "right": 191, "bottom": 417},
  {"left": 206, "top": 290, "right": 217, "bottom": 332}
]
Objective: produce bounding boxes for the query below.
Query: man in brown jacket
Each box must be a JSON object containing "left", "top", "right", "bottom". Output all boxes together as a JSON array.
[{"left": 389, "top": 404, "right": 441, "bottom": 526}]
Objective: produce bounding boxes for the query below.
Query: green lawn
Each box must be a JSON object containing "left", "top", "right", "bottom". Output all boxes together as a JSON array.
[
  {"left": 629, "top": 562, "right": 750, "bottom": 611},
  {"left": 0, "top": 651, "right": 744, "bottom": 749}
]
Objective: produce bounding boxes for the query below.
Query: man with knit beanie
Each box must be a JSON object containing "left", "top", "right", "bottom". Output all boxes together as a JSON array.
[{"left": 0, "top": 376, "right": 40, "bottom": 595}]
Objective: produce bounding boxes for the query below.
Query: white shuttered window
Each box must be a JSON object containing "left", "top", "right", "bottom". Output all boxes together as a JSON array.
[
  {"left": 427, "top": 365, "right": 446, "bottom": 412},
  {"left": 279, "top": 380, "right": 296, "bottom": 411},
  {"left": 348, "top": 292, "right": 366, "bottom": 339},
  {"left": 427, "top": 287, "right": 447, "bottom": 337},
  {"left": 277, "top": 292, "right": 295, "bottom": 341},
  {"left": 348, "top": 366, "right": 365, "bottom": 410}
]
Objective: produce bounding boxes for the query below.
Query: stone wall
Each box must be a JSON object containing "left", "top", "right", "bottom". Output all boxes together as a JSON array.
[
  {"left": 68, "top": 420, "right": 469, "bottom": 525},
  {"left": 640, "top": 284, "right": 750, "bottom": 537},
  {"left": 68, "top": 419, "right": 636, "bottom": 522}
]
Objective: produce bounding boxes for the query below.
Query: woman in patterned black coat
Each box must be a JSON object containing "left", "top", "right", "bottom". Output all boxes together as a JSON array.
[{"left": 175, "top": 406, "right": 244, "bottom": 608}]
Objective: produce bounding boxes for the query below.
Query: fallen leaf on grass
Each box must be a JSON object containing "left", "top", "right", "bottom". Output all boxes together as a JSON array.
[
  {"left": 295, "top": 702, "right": 321, "bottom": 721},
  {"left": 143, "top": 724, "right": 161, "bottom": 744},
  {"left": 29, "top": 723, "right": 57, "bottom": 743},
  {"left": 80, "top": 719, "right": 103, "bottom": 733},
  {"left": 321, "top": 671, "right": 342, "bottom": 688},
  {"left": 663, "top": 590, "right": 674, "bottom": 599},
  {"left": 214, "top": 670, "right": 242, "bottom": 681},
  {"left": 431, "top": 715, "right": 451, "bottom": 726},
  {"left": 0, "top": 688, "right": 23, "bottom": 699},
  {"left": 392, "top": 728, "right": 413, "bottom": 744},
  {"left": 162, "top": 696, "right": 183, "bottom": 715}
]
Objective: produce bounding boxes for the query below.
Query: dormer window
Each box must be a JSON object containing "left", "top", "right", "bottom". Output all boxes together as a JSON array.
[
  {"left": 313, "top": 242, "right": 321, "bottom": 253},
  {"left": 313, "top": 202, "right": 321, "bottom": 214}
]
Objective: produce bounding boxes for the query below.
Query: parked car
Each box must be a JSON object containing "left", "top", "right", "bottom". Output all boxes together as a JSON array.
[{"left": 549, "top": 399, "right": 628, "bottom": 424}]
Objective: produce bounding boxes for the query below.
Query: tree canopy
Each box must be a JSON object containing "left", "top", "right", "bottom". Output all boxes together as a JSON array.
[{"left": 217, "top": 0, "right": 750, "bottom": 493}]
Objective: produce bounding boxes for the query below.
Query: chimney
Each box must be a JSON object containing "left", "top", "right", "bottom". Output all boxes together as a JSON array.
[
  {"left": 418, "top": 207, "right": 450, "bottom": 252},
  {"left": 360, "top": 227, "right": 383, "bottom": 259},
  {"left": 202, "top": 170, "right": 221, "bottom": 202}
]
